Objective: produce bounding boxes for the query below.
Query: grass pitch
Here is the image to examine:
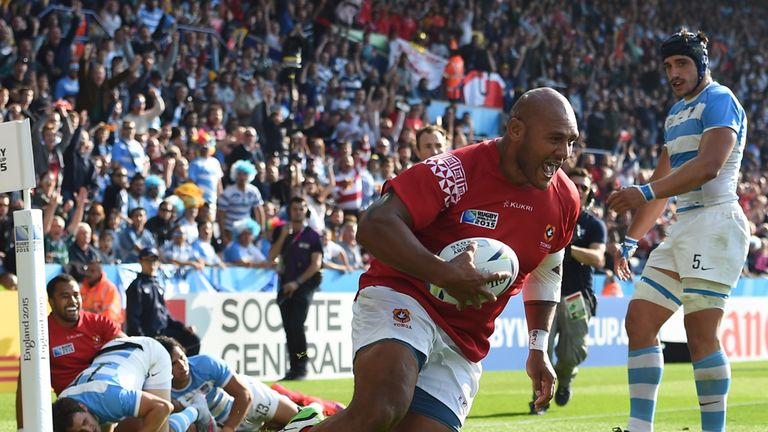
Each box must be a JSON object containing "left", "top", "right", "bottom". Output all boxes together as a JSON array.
[{"left": 1, "top": 361, "right": 766, "bottom": 431}]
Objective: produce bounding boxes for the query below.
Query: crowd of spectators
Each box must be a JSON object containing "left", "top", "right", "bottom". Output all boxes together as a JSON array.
[{"left": 0, "top": 0, "right": 768, "bottom": 299}]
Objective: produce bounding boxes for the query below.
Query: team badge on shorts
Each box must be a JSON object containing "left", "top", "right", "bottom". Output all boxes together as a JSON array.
[{"left": 392, "top": 308, "right": 412, "bottom": 329}]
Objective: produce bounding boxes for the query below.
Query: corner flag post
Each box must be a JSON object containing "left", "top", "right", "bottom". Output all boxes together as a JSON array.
[{"left": 1, "top": 119, "right": 53, "bottom": 432}]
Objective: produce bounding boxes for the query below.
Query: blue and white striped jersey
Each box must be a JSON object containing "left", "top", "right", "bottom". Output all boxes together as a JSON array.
[
  {"left": 218, "top": 184, "right": 264, "bottom": 230},
  {"left": 59, "top": 337, "right": 169, "bottom": 424},
  {"left": 172, "top": 354, "right": 236, "bottom": 424},
  {"left": 664, "top": 82, "right": 747, "bottom": 212}
]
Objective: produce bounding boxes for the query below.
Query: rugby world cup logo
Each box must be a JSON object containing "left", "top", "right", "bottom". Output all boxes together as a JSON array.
[{"left": 15, "top": 225, "right": 29, "bottom": 242}]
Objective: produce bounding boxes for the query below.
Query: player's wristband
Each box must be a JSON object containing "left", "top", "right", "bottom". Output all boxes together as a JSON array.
[
  {"left": 529, "top": 329, "right": 549, "bottom": 351},
  {"left": 620, "top": 236, "right": 639, "bottom": 260},
  {"left": 634, "top": 183, "right": 656, "bottom": 201}
]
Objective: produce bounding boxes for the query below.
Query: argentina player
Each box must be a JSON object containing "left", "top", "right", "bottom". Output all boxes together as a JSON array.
[
  {"left": 608, "top": 28, "right": 749, "bottom": 432},
  {"left": 51, "top": 337, "right": 208, "bottom": 432}
]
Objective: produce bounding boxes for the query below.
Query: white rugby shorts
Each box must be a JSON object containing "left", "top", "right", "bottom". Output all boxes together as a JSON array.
[
  {"left": 644, "top": 201, "right": 749, "bottom": 286},
  {"left": 239, "top": 376, "right": 281, "bottom": 430},
  {"left": 352, "top": 285, "right": 482, "bottom": 426}
]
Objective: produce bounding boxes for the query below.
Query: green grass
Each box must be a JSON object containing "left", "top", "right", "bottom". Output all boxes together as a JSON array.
[{"left": 3, "top": 361, "right": 767, "bottom": 431}]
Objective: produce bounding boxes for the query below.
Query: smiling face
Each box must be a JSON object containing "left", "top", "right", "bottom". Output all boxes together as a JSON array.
[
  {"left": 49, "top": 280, "right": 81, "bottom": 326},
  {"left": 663, "top": 54, "right": 700, "bottom": 99}
]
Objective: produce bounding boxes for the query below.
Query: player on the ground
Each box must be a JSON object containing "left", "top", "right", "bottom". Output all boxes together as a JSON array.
[
  {"left": 281, "top": 87, "right": 580, "bottom": 431},
  {"left": 155, "top": 336, "right": 342, "bottom": 432},
  {"left": 608, "top": 29, "right": 749, "bottom": 432},
  {"left": 16, "top": 274, "right": 125, "bottom": 429},
  {"left": 51, "top": 336, "right": 209, "bottom": 432}
]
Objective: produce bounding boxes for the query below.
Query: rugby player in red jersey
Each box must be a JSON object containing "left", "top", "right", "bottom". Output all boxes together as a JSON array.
[{"left": 282, "top": 87, "right": 580, "bottom": 432}]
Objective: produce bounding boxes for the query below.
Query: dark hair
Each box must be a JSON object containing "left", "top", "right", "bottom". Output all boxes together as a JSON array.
[
  {"left": 52, "top": 397, "right": 87, "bottom": 432},
  {"left": 197, "top": 219, "right": 212, "bottom": 229},
  {"left": 129, "top": 207, "right": 146, "bottom": 217},
  {"left": 660, "top": 27, "right": 709, "bottom": 79},
  {"left": 46, "top": 274, "right": 76, "bottom": 298},
  {"left": 290, "top": 196, "right": 307, "bottom": 206},
  {"left": 155, "top": 335, "right": 185, "bottom": 355}
]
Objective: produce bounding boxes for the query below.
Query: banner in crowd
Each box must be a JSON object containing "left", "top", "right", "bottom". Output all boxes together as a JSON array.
[
  {"left": 173, "top": 292, "right": 354, "bottom": 382},
  {"left": 389, "top": 38, "right": 448, "bottom": 91},
  {"left": 462, "top": 70, "right": 506, "bottom": 109}
]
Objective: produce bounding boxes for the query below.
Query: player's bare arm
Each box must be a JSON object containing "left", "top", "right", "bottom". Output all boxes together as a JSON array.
[
  {"left": 643, "top": 127, "right": 736, "bottom": 199},
  {"left": 357, "top": 192, "right": 508, "bottom": 309},
  {"left": 569, "top": 242, "right": 606, "bottom": 268},
  {"left": 221, "top": 374, "right": 253, "bottom": 431},
  {"left": 524, "top": 300, "right": 557, "bottom": 410},
  {"left": 608, "top": 148, "right": 671, "bottom": 280},
  {"left": 608, "top": 128, "right": 735, "bottom": 214},
  {"left": 520, "top": 250, "right": 564, "bottom": 410}
]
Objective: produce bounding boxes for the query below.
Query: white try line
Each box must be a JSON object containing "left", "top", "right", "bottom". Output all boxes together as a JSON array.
[{"left": 472, "top": 401, "right": 768, "bottom": 426}]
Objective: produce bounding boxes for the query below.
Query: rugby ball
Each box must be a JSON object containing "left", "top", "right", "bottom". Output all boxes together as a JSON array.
[{"left": 429, "top": 237, "right": 519, "bottom": 305}]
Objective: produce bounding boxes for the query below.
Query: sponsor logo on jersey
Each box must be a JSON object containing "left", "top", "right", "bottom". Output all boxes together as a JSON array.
[
  {"left": 393, "top": 308, "right": 412, "bottom": 329},
  {"left": 665, "top": 102, "right": 705, "bottom": 129},
  {"left": 460, "top": 209, "right": 498, "bottom": 229},
  {"left": 52, "top": 343, "right": 75, "bottom": 357},
  {"left": 503, "top": 200, "right": 534, "bottom": 212}
]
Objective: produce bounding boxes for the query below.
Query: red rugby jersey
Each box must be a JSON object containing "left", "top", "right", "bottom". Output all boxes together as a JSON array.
[
  {"left": 48, "top": 311, "right": 122, "bottom": 394},
  {"left": 360, "top": 140, "right": 579, "bottom": 362}
]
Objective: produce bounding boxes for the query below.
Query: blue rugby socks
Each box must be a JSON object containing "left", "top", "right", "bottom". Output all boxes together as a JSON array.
[
  {"left": 626, "top": 345, "right": 664, "bottom": 432},
  {"left": 693, "top": 350, "right": 730, "bottom": 432},
  {"left": 169, "top": 406, "right": 198, "bottom": 432}
]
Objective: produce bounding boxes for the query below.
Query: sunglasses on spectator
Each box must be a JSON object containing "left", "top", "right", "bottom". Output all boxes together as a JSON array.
[{"left": 575, "top": 184, "right": 590, "bottom": 192}]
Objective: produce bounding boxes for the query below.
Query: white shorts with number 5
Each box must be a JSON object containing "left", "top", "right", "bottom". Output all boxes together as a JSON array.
[{"left": 644, "top": 201, "right": 749, "bottom": 286}]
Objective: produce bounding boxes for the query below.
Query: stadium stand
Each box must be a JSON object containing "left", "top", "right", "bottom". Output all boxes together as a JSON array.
[{"left": 1, "top": 0, "right": 768, "bottom": 379}]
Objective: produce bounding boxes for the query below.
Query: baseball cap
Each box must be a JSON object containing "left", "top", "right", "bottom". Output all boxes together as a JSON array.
[{"left": 138, "top": 247, "right": 160, "bottom": 260}]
